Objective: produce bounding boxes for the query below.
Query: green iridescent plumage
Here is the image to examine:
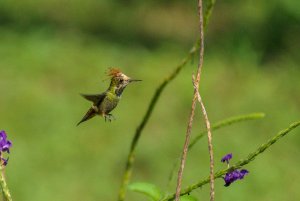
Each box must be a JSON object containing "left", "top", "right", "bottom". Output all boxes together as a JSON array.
[{"left": 77, "top": 68, "right": 141, "bottom": 126}]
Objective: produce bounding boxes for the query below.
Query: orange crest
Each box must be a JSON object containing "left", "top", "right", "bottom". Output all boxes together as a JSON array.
[{"left": 107, "top": 68, "right": 122, "bottom": 78}]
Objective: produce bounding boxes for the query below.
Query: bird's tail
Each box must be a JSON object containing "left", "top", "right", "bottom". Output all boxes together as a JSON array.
[{"left": 77, "top": 108, "right": 96, "bottom": 126}]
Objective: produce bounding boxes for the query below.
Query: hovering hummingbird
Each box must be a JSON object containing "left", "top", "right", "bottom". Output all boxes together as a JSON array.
[{"left": 77, "top": 68, "right": 141, "bottom": 126}]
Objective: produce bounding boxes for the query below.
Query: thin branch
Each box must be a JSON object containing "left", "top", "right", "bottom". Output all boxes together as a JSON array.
[
  {"left": 174, "top": 0, "right": 206, "bottom": 200},
  {"left": 175, "top": 94, "right": 198, "bottom": 201},
  {"left": 203, "top": 0, "right": 216, "bottom": 29},
  {"left": 0, "top": 166, "right": 12, "bottom": 201},
  {"left": 161, "top": 121, "right": 300, "bottom": 201},
  {"left": 192, "top": 75, "right": 214, "bottom": 201},
  {"left": 199, "top": 93, "right": 215, "bottom": 201},
  {"left": 117, "top": 0, "right": 217, "bottom": 200}
]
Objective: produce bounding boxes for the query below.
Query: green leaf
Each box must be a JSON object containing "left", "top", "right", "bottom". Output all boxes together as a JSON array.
[
  {"left": 128, "top": 182, "right": 162, "bottom": 201},
  {"left": 181, "top": 195, "right": 198, "bottom": 201}
]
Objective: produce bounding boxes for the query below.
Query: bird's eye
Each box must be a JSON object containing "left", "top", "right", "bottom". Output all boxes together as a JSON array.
[{"left": 120, "top": 79, "right": 124, "bottom": 83}]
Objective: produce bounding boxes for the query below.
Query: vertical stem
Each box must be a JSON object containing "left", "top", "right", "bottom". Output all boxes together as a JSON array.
[
  {"left": 175, "top": 94, "right": 198, "bottom": 201},
  {"left": 196, "top": 93, "right": 214, "bottom": 201},
  {"left": 195, "top": 0, "right": 215, "bottom": 199},
  {"left": 0, "top": 166, "right": 12, "bottom": 201},
  {"left": 174, "top": 0, "right": 207, "bottom": 200}
]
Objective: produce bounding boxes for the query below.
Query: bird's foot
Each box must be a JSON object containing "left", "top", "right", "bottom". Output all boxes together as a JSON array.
[{"left": 104, "top": 114, "right": 116, "bottom": 122}]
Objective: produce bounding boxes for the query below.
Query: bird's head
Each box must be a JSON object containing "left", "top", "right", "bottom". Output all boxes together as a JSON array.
[{"left": 107, "top": 68, "right": 141, "bottom": 96}]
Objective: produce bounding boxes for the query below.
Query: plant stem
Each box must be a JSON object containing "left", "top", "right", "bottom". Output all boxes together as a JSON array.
[
  {"left": 175, "top": 94, "right": 198, "bottom": 201},
  {"left": 175, "top": 0, "right": 207, "bottom": 200},
  {"left": 193, "top": 84, "right": 214, "bottom": 201},
  {"left": 195, "top": 0, "right": 215, "bottom": 199},
  {"left": 0, "top": 166, "right": 12, "bottom": 201}
]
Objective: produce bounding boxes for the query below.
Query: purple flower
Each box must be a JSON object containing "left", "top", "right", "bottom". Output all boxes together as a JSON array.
[
  {"left": 221, "top": 153, "right": 249, "bottom": 187},
  {"left": 223, "top": 169, "right": 249, "bottom": 187},
  {"left": 0, "top": 131, "right": 12, "bottom": 153},
  {"left": 221, "top": 153, "right": 232, "bottom": 164},
  {"left": 0, "top": 131, "right": 12, "bottom": 166}
]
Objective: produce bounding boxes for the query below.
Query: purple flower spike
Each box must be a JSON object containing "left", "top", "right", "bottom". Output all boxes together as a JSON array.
[
  {"left": 0, "top": 131, "right": 12, "bottom": 153},
  {"left": 0, "top": 130, "right": 12, "bottom": 166},
  {"left": 221, "top": 153, "right": 232, "bottom": 164},
  {"left": 223, "top": 169, "right": 249, "bottom": 187}
]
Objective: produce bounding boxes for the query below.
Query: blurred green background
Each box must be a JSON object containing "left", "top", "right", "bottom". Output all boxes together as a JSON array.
[{"left": 0, "top": 0, "right": 299, "bottom": 200}]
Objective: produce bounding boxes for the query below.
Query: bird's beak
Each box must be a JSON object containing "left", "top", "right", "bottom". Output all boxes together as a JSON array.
[{"left": 129, "top": 79, "right": 142, "bottom": 83}]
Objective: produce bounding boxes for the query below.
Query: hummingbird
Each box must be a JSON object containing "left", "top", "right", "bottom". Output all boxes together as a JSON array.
[{"left": 77, "top": 68, "right": 141, "bottom": 126}]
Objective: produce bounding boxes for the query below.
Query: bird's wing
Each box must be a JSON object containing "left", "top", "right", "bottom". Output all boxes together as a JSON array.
[{"left": 80, "top": 93, "right": 106, "bottom": 105}]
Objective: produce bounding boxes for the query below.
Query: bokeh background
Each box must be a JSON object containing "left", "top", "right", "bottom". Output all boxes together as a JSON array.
[{"left": 0, "top": 0, "right": 299, "bottom": 200}]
